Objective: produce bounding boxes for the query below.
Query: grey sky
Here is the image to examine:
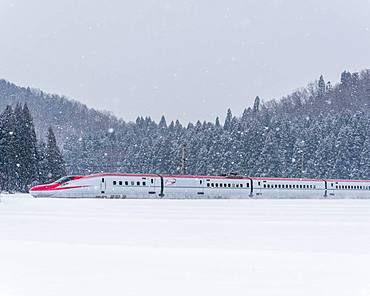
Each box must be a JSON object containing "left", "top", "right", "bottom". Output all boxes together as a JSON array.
[{"left": 1, "top": 0, "right": 370, "bottom": 123}]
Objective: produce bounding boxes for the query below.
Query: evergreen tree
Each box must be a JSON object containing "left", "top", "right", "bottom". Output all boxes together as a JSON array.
[
  {"left": 0, "top": 106, "right": 17, "bottom": 191},
  {"left": 253, "top": 96, "right": 261, "bottom": 113},
  {"left": 224, "top": 109, "right": 233, "bottom": 130},
  {"left": 318, "top": 75, "right": 325, "bottom": 97},
  {"left": 46, "top": 127, "right": 66, "bottom": 182}
]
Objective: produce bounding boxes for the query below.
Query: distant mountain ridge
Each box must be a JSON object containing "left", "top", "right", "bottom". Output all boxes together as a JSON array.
[{"left": 0, "top": 79, "right": 122, "bottom": 143}]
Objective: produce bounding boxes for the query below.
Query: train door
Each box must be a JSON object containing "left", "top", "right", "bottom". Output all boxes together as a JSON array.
[
  {"left": 197, "top": 179, "right": 205, "bottom": 198},
  {"left": 254, "top": 180, "right": 262, "bottom": 197},
  {"left": 100, "top": 177, "right": 107, "bottom": 197},
  {"left": 148, "top": 177, "right": 157, "bottom": 198},
  {"left": 328, "top": 181, "right": 335, "bottom": 197}
]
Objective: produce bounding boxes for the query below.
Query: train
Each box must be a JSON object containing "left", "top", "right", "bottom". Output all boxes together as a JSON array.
[{"left": 29, "top": 173, "right": 370, "bottom": 199}]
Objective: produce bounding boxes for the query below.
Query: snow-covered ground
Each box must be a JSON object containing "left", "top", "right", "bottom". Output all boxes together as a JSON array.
[{"left": 1, "top": 194, "right": 370, "bottom": 296}]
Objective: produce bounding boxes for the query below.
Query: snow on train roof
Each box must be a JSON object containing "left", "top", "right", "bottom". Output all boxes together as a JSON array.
[
  {"left": 324, "top": 179, "right": 370, "bottom": 183},
  {"left": 81, "top": 173, "right": 370, "bottom": 183},
  {"left": 83, "top": 173, "right": 159, "bottom": 178}
]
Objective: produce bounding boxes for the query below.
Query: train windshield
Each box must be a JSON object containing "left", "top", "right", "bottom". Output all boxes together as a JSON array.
[{"left": 54, "top": 176, "right": 76, "bottom": 184}]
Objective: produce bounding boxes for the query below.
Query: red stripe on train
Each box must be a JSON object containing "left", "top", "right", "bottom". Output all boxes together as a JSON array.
[{"left": 30, "top": 185, "right": 90, "bottom": 192}]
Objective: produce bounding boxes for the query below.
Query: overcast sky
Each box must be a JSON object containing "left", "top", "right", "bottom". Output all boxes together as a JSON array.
[{"left": 0, "top": 0, "right": 370, "bottom": 123}]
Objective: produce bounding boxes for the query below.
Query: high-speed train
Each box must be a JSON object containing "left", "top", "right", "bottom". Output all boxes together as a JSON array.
[{"left": 29, "top": 173, "right": 370, "bottom": 199}]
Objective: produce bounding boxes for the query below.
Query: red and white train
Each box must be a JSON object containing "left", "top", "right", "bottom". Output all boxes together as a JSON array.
[{"left": 29, "top": 173, "right": 370, "bottom": 199}]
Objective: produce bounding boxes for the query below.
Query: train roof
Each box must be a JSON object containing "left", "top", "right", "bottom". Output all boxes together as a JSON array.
[
  {"left": 324, "top": 179, "right": 370, "bottom": 183},
  {"left": 81, "top": 173, "right": 370, "bottom": 183}
]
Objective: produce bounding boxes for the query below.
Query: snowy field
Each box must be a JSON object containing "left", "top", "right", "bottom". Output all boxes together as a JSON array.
[{"left": 1, "top": 195, "right": 370, "bottom": 296}]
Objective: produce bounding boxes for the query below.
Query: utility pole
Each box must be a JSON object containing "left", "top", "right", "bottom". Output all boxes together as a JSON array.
[{"left": 181, "top": 143, "right": 187, "bottom": 175}]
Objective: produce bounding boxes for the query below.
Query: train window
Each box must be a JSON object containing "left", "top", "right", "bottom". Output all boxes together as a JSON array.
[
  {"left": 278, "top": 184, "right": 281, "bottom": 189},
  {"left": 125, "top": 181, "right": 128, "bottom": 186},
  {"left": 207, "top": 183, "right": 210, "bottom": 187},
  {"left": 258, "top": 182, "right": 261, "bottom": 186},
  {"left": 240, "top": 184, "right": 243, "bottom": 188},
  {"left": 131, "top": 181, "right": 134, "bottom": 186},
  {"left": 143, "top": 182, "right": 146, "bottom": 186},
  {"left": 113, "top": 181, "right": 117, "bottom": 185},
  {"left": 200, "top": 180, "right": 203, "bottom": 184},
  {"left": 236, "top": 184, "right": 239, "bottom": 188},
  {"left": 228, "top": 184, "right": 231, "bottom": 187},
  {"left": 211, "top": 183, "right": 214, "bottom": 187},
  {"left": 215, "top": 183, "right": 218, "bottom": 187},
  {"left": 119, "top": 181, "right": 122, "bottom": 186},
  {"left": 102, "top": 178, "right": 105, "bottom": 183},
  {"left": 137, "top": 181, "right": 140, "bottom": 186},
  {"left": 335, "top": 185, "right": 338, "bottom": 189},
  {"left": 151, "top": 179, "right": 154, "bottom": 184},
  {"left": 282, "top": 185, "right": 284, "bottom": 188}
]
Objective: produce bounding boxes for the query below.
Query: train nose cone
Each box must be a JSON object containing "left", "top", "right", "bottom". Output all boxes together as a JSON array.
[{"left": 29, "top": 185, "right": 56, "bottom": 198}]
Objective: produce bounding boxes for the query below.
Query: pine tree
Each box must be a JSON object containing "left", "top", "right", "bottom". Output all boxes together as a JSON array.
[
  {"left": 224, "top": 109, "right": 233, "bottom": 130},
  {"left": 16, "top": 104, "right": 39, "bottom": 191},
  {"left": 0, "top": 106, "right": 17, "bottom": 191},
  {"left": 253, "top": 96, "right": 261, "bottom": 113},
  {"left": 318, "top": 75, "right": 325, "bottom": 97},
  {"left": 37, "top": 141, "right": 49, "bottom": 184},
  {"left": 46, "top": 127, "right": 66, "bottom": 182}
]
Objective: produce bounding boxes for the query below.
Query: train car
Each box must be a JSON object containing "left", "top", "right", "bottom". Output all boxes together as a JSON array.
[
  {"left": 161, "top": 175, "right": 251, "bottom": 199},
  {"left": 325, "top": 179, "right": 370, "bottom": 199},
  {"left": 29, "top": 173, "right": 370, "bottom": 199},
  {"left": 251, "top": 177, "right": 326, "bottom": 199}
]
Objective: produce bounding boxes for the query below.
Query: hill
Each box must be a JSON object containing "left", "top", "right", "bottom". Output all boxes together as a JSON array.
[
  {"left": 1, "top": 70, "right": 370, "bottom": 179},
  {"left": 0, "top": 80, "right": 122, "bottom": 143}
]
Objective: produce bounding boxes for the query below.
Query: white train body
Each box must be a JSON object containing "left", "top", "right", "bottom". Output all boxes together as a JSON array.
[{"left": 29, "top": 173, "right": 370, "bottom": 199}]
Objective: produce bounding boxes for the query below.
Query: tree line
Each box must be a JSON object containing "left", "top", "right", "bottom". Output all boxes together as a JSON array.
[{"left": 0, "top": 104, "right": 65, "bottom": 192}]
